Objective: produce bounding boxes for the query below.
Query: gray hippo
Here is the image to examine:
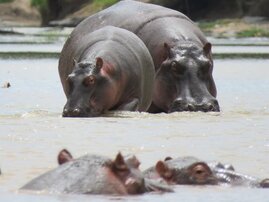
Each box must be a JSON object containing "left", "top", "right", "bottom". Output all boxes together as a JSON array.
[
  {"left": 143, "top": 156, "right": 269, "bottom": 188},
  {"left": 60, "top": 0, "right": 219, "bottom": 113},
  {"left": 21, "top": 150, "right": 172, "bottom": 195},
  {"left": 59, "top": 26, "right": 154, "bottom": 117}
]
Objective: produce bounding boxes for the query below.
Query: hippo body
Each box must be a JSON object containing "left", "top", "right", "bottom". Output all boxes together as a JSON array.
[
  {"left": 59, "top": 26, "right": 154, "bottom": 117},
  {"left": 143, "top": 156, "right": 269, "bottom": 188},
  {"left": 60, "top": 0, "right": 219, "bottom": 113},
  {"left": 21, "top": 152, "right": 172, "bottom": 195}
]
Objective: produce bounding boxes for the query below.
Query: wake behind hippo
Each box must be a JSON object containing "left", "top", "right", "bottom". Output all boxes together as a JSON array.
[
  {"left": 59, "top": 26, "right": 154, "bottom": 117},
  {"left": 61, "top": 0, "right": 219, "bottom": 113},
  {"left": 21, "top": 150, "right": 172, "bottom": 195}
]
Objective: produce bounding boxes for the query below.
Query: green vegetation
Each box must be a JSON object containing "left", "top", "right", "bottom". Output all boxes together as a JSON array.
[
  {"left": 31, "top": 0, "right": 47, "bottom": 9},
  {"left": 91, "top": 0, "right": 119, "bottom": 11},
  {"left": 198, "top": 19, "right": 233, "bottom": 32},
  {"left": 0, "top": 0, "right": 13, "bottom": 3},
  {"left": 237, "top": 28, "right": 269, "bottom": 38}
]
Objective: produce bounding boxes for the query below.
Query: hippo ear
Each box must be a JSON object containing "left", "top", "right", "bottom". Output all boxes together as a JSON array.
[
  {"left": 164, "top": 156, "right": 173, "bottom": 161},
  {"left": 113, "top": 152, "right": 128, "bottom": 171},
  {"left": 164, "top": 42, "right": 172, "bottom": 58},
  {"left": 125, "top": 155, "right": 141, "bottom": 169},
  {"left": 156, "top": 161, "right": 173, "bottom": 179},
  {"left": 57, "top": 149, "right": 73, "bottom": 165},
  {"left": 203, "top": 42, "right": 212, "bottom": 56},
  {"left": 95, "top": 57, "right": 103, "bottom": 70}
]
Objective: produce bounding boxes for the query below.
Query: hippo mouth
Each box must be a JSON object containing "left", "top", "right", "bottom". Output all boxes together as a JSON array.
[
  {"left": 169, "top": 99, "right": 220, "bottom": 113},
  {"left": 62, "top": 107, "right": 101, "bottom": 117}
]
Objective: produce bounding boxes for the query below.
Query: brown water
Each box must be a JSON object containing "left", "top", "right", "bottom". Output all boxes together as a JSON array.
[{"left": 0, "top": 58, "right": 269, "bottom": 201}]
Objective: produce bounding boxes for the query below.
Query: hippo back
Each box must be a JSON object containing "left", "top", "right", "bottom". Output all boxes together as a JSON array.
[
  {"left": 59, "top": 0, "right": 195, "bottom": 77},
  {"left": 21, "top": 155, "right": 122, "bottom": 194}
]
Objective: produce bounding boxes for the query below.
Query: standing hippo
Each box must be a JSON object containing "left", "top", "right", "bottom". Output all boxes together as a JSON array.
[
  {"left": 143, "top": 156, "right": 269, "bottom": 188},
  {"left": 21, "top": 151, "right": 172, "bottom": 195},
  {"left": 60, "top": 0, "right": 219, "bottom": 113},
  {"left": 59, "top": 26, "right": 154, "bottom": 117}
]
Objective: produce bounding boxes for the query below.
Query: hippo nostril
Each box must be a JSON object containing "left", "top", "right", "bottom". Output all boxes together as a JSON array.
[
  {"left": 207, "top": 103, "right": 214, "bottom": 111},
  {"left": 62, "top": 108, "right": 69, "bottom": 117},
  {"left": 73, "top": 108, "right": 81, "bottom": 114},
  {"left": 187, "top": 104, "right": 195, "bottom": 111},
  {"left": 62, "top": 107, "right": 85, "bottom": 117}
]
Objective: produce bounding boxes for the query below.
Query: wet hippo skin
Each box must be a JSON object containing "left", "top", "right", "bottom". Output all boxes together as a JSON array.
[
  {"left": 143, "top": 156, "right": 269, "bottom": 188},
  {"left": 21, "top": 150, "right": 172, "bottom": 195},
  {"left": 59, "top": 26, "right": 155, "bottom": 117},
  {"left": 60, "top": 0, "right": 219, "bottom": 113}
]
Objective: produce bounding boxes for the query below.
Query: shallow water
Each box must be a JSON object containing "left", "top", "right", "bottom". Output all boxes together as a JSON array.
[{"left": 0, "top": 57, "right": 269, "bottom": 201}]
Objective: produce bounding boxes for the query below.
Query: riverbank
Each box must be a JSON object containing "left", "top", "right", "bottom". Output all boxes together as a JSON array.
[
  {"left": 199, "top": 17, "right": 269, "bottom": 38},
  {"left": 1, "top": 1, "right": 269, "bottom": 38},
  {"left": 0, "top": 0, "right": 41, "bottom": 27}
]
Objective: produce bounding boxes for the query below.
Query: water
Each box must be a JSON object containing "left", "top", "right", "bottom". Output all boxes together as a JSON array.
[{"left": 1, "top": 37, "right": 269, "bottom": 201}]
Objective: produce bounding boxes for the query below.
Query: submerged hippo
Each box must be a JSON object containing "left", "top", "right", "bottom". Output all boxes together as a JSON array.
[
  {"left": 60, "top": 0, "right": 219, "bottom": 113},
  {"left": 21, "top": 150, "right": 172, "bottom": 195},
  {"left": 143, "top": 156, "right": 269, "bottom": 188},
  {"left": 59, "top": 26, "right": 154, "bottom": 117}
]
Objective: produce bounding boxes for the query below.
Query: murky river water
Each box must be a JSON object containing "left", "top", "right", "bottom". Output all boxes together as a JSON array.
[{"left": 0, "top": 33, "right": 269, "bottom": 201}]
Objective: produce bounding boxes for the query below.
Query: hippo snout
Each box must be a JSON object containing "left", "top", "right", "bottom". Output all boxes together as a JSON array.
[
  {"left": 169, "top": 98, "right": 220, "bottom": 113},
  {"left": 62, "top": 107, "right": 88, "bottom": 117}
]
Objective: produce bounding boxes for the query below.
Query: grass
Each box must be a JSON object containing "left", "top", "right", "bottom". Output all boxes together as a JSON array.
[
  {"left": 198, "top": 19, "right": 234, "bottom": 32},
  {"left": 237, "top": 28, "right": 269, "bottom": 38}
]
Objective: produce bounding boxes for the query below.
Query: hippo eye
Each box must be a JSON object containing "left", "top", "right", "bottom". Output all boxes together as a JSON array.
[
  {"left": 83, "top": 75, "right": 95, "bottom": 87},
  {"left": 189, "top": 162, "right": 212, "bottom": 184}
]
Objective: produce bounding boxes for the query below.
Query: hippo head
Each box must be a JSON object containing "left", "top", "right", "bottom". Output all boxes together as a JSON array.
[
  {"left": 153, "top": 41, "right": 219, "bottom": 113},
  {"left": 62, "top": 57, "right": 111, "bottom": 117},
  {"left": 154, "top": 159, "right": 217, "bottom": 185}
]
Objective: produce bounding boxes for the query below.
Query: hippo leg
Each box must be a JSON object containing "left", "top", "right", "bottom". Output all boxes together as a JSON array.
[{"left": 118, "top": 98, "right": 139, "bottom": 111}]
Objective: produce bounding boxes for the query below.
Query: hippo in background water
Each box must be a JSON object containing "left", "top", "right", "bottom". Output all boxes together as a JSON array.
[
  {"left": 59, "top": 26, "right": 154, "bottom": 117},
  {"left": 60, "top": 0, "right": 219, "bottom": 113},
  {"left": 21, "top": 150, "right": 172, "bottom": 195},
  {"left": 143, "top": 156, "right": 269, "bottom": 188}
]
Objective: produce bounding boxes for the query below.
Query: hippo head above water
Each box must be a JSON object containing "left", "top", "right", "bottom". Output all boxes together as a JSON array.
[
  {"left": 63, "top": 57, "right": 109, "bottom": 117},
  {"left": 21, "top": 149, "right": 172, "bottom": 195},
  {"left": 152, "top": 41, "right": 220, "bottom": 113},
  {"left": 143, "top": 156, "right": 217, "bottom": 185}
]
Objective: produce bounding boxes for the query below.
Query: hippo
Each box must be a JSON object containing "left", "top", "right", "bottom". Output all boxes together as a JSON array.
[
  {"left": 21, "top": 150, "right": 172, "bottom": 195},
  {"left": 59, "top": 26, "right": 154, "bottom": 117},
  {"left": 143, "top": 156, "right": 269, "bottom": 188},
  {"left": 60, "top": 0, "right": 219, "bottom": 113}
]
